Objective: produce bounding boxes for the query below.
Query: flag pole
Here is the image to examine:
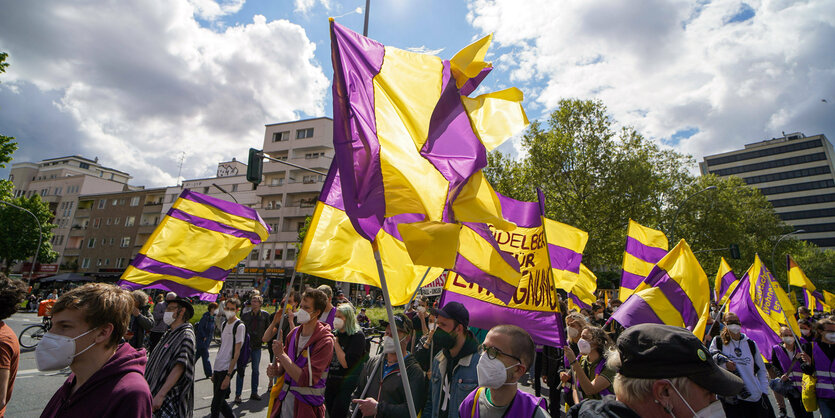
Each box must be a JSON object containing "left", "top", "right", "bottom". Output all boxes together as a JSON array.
[
  {"left": 372, "top": 242, "right": 418, "bottom": 418},
  {"left": 405, "top": 266, "right": 433, "bottom": 311}
]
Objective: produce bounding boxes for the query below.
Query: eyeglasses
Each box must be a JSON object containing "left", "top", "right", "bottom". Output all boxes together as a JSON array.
[{"left": 479, "top": 344, "right": 522, "bottom": 363}]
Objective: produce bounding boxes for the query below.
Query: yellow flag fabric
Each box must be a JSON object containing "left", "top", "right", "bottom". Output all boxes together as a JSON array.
[
  {"left": 715, "top": 257, "right": 739, "bottom": 306},
  {"left": 567, "top": 264, "right": 597, "bottom": 311},
  {"left": 825, "top": 290, "right": 835, "bottom": 308},
  {"left": 788, "top": 255, "right": 816, "bottom": 291},
  {"left": 543, "top": 218, "right": 589, "bottom": 292},
  {"left": 619, "top": 219, "right": 669, "bottom": 301}
]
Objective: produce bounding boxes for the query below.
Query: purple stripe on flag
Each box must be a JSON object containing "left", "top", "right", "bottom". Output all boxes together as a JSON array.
[
  {"left": 620, "top": 270, "right": 647, "bottom": 291},
  {"left": 644, "top": 271, "right": 699, "bottom": 328},
  {"left": 548, "top": 244, "right": 582, "bottom": 274},
  {"left": 625, "top": 236, "right": 667, "bottom": 264},
  {"left": 130, "top": 254, "right": 229, "bottom": 281},
  {"left": 180, "top": 189, "right": 265, "bottom": 228},
  {"left": 440, "top": 290, "right": 564, "bottom": 347},
  {"left": 801, "top": 289, "right": 810, "bottom": 309},
  {"left": 380, "top": 213, "right": 425, "bottom": 241},
  {"left": 167, "top": 208, "right": 263, "bottom": 244},
  {"left": 496, "top": 192, "right": 541, "bottom": 228},
  {"left": 462, "top": 222, "right": 521, "bottom": 272},
  {"left": 330, "top": 21, "right": 387, "bottom": 241},
  {"left": 718, "top": 271, "right": 738, "bottom": 300},
  {"left": 459, "top": 66, "right": 492, "bottom": 97},
  {"left": 319, "top": 162, "right": 345, "bottom": 211},
  {"left": 569, "top": 293, "right": 591, "bottom": 310},
  {"left": 453, "top": 254, "right": 516, "bottom": 304},
  {"left": 118, "top": 279, "right": 218, "bottom": 302},
  {"left": 728, "top": 274, "right": 781, "bottom": 354},
  {"left": 610, "top": 295, "right": 665, "bottom": 328}
]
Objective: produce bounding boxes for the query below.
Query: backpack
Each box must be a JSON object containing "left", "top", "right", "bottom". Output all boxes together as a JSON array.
[
  {"left": 223, "top": 319, "right": 251, "bottom": 370},
  {"left": 714, "top": 337, "right": 760, "bottom": 375}
]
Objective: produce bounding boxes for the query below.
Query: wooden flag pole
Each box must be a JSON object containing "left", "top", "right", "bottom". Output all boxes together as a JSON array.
[{"left": 372, "top": 242, "right": 418, "bottom": 418}]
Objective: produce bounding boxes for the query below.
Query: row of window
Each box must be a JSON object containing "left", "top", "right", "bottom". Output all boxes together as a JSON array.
[
  {"left": 271, "top": 127, "right": 315, "bottom": 142},
  {"left": 86, "top": 237, "right": 131, "bottom": 248},
  {"left": 770, "top": 193, "right": 835, "bottom": 208},
  {"left": 743, "top": 166, "right": 832, "bottom": 185},
  {"left": 778, "top": 207, "right": 835, "bottom": 221},
  {"left": 51, "top": 235, "right": 65, "bottom": 246},
  {"left": 250, "top": 248, "right": 296, "bottom": 261},
  {"left": 758, "top": 179, "right": 835, "bottom": 196},
  {"left": 80, "top": 257, "right": 127, "bottom": 269},
  {"left": 806, "top": 238, "right": 835, "bottom": 248},
  {"left": 705, "top": 138, "right": 823, "bottom": 166},
  {"left": 97, "top": 196, "right": 142, "bottom": 209},
  {"left": 792, "top": 222, "right": 835, "bottom": 233},
  {"left": 711, "top": 152, "right": 827, "bottom": 176}
]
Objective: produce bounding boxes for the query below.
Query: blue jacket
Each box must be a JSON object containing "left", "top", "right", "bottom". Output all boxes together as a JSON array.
[
  {"left": 425, "top": 346, "right": 480, "bottom": 418},
  {"left": 195, "top": 311, "right": 215, "bottom": 348}
]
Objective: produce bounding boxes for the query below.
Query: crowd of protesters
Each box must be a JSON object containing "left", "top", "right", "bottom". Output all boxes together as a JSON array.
[{"left": 4, "top": 274, "right": 835, "bottom": 417}]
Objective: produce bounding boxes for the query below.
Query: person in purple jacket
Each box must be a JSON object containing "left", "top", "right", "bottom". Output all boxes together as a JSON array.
[
  {"left": 37, "top": 283, "right": 152, "bottom": 418},
  {"left": 459, "top": 325, "right": 549, "bottom": 418}
]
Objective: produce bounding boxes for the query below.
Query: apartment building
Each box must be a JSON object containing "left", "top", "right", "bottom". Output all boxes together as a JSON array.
[
  {"left": 700, "top": 132, "right": 835, "bottom": 248},
  {"left": 8, "top": 156, "right": 132, "bottom": 269}
]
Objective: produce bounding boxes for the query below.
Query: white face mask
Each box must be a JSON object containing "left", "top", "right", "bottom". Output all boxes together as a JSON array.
[
  {"left": 726, "top": 324, "right": 741, "bottom": 334},
  {"left": 333, "top": 317, "right": 345, "bottom": 331},
  {"left": 567, "top": 327, "right": 580, "bottom": 340},
  {"left": 417, "top": 306, "right": 426, "bottom": 313},
  {"left": 595, "top": 313, "right": 604, "bottom": 320},
  {"left": 225, "top": 310, "right": 236, "bottom": 320},
  {"left": 612, "top": 306, "right": 619, "bottom": 313},
  {"left": 36, "top": 328, "right": 99, "bottom": 371},
  {"left": 296, "top": 308, "right": 311, "bottom": 325},
  {"left": 163, "top": 311, "right": 175, "bottom": 325},
  {"left": 382, "top": 335, "right": 408, "bottom": 354},
  {"left": 782, "top": 336, "right": 795, "bottom": 345},
  {"left": 428, "top": 323, "right": 437, "bottom": 331},
  {"left": 801, "top": 329, "right": 811, "bottom": 336},
  {"left": 661, "top": 379, "right": 726, "bottom": 418},
  {"left": 476, "top": 353, "right": 519, "bottom": 388},
  {"left": 577, "top": 338, "right": 592, "bottom": 355},
  {"left": 826, "top": 332, "right": 835, "bottom": 342}
]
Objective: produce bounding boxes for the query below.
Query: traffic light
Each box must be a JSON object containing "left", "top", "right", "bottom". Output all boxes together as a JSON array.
[
  {"left": 729, "top": 244, "right": 740, "bottom": 259},
  {"left": 246, "top": 148, "right": 263, "bottom": 188}
]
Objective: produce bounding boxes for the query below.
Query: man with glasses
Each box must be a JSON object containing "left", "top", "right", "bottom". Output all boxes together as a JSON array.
[{"left": 459, "top": 325, "right": 549, "bottom": 418}]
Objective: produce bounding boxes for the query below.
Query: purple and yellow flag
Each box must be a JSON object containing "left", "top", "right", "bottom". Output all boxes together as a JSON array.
[
  {"left": 567, "top": 264, "right": 597, "bottom": 312},
  {"left": 825, "top": 290, "right": 835, "bottom": 309},
  {"left": 715, "top": 257, "right": 739, "bottom": 305},
  {"left": 118, "top": 190, "right": 270, "bottom": 300},
  {"left": 610, "top": 239, "right": 711, "bottom": 338},
  {"left": 728, "top": 254, "right": 800, "bottom": 354},
  {"left": 619, "top": 219, "right": 668, "bottom": 301},
  {"left": 329, "top": 20, "right": 527, "bottom": 243},
  {"left": 788, "top": 255, "right": 829, "bottom": 311}
]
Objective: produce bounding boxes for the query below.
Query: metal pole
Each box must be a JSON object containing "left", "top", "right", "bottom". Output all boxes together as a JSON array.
[
  {"left": 362, "top": 0, "right": 370, "bottom": 36},
  {"left": 0, "top": 200, "right": 43, "bottom": 283},
  {"left": 405, "top": 266, "right": 433, "bottom": 311},
  {"left": 211, "top": 183, "right": 239, "bottom": 203},
  {"left": 668, "top": 186, "right": 717, "bottom": 243},
  {"left": 372, "top": 243, "right": 418, "bottom": 418},
  {"left": 261, "top": 153, "right": 327, "bottom": 177},
  {"left": 771, "top": 230, "right": 804, "bottom": 278},
  {"left": 350, "top": 359, "right": 382, "bottom": 418},
  {"left": 275, "top": 270, "right": 298, "bottom": 341}
]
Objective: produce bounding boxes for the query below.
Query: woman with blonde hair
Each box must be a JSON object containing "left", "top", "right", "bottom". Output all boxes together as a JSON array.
[{"left": 325, "top": 303, "right": 367, "bottom": 418}]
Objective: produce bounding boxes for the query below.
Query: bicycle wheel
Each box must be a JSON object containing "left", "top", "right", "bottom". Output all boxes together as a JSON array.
[{"left": 19, "top": 324, "right": 47, "bottom": 349}]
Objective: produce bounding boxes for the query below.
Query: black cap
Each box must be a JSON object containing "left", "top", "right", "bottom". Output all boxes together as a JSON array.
[
  {"left": 432, "top": 301, "right": 469, "bottom": 328},
  {"left": 617, "top": 324, "right": 744, "bottom": 397},
  {"left": 168, "top": 297, "right": 195, "bottom": 321},
  {"left": 380, "top": 313, "right": 413, "bottom": 335}
]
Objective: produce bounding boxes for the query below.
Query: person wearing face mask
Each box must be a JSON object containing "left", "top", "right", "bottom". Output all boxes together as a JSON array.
[
  {"left": 127, "top": 289, "right": 154, "bottom": 350},
  {"left": 39, "top": 283, "right": 152, "bottom": 418},
  {"left": 801, "top": 317, "right": 835, "bottom": 416},
  {"left": 544, "top": 311, "right": 587, "bottom": 416},
  {"left": 798, "top": 318, "right": 815, "bottom": 344},
  {"left": 411, "top": 296, "right": 431, "bottom": 352},
  {"left": 195, "top": 302, "right": 218, "bottom": 380},
  {"left": 149, "top": 292, "right": 178, "bottom": 354},
  {"left": 708, "top": 312, "right": 771, "bottom": 417},
  {"left": 210, "top": 298, "right": 246, "bottom": 418},
  {"left": 267, "top": 289, "right": 334, "bottom": 418},
  {"left": 144, "top": 297, "right": 196, "bottom": 417},
  {"left": 235, "top": 295, "right": 272, "bottom": 403},
  {"left": 317, "top": 284, "right": 338, "bottom": 328},
  {"left": 422, "top": 302, "right": 479, "bottom": 418},
  {"left": 569, "top": 323, "right": 744, "bottom": 418},
  {"left": 563, "top": 326, "right": 615, "bottom": 402},
  {"left": 325, "top": 303, "right": 367, "bottom": 418},
  {"left": 770, "top": 326, "right": 813, "bottom": 418},
  {"left": 351, "top": 314, "right": 425, "bottom": 417},
  {"left": 458, "top": 325, "right": 549, "bottom": 418}
]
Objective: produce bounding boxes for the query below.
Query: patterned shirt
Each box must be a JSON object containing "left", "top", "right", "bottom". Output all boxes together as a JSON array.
[{"left": 145, "top": 322, "right": 196, "bottom": 418}]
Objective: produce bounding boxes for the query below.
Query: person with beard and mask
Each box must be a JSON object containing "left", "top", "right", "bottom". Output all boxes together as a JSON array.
[
  {"left": 351, "top": 314, "right": 425, "bottom": 417},
  {"left": 422, "top": 302, "right": 480, "bottom": 418},
  {"left": 569, "top": 323, "right": 744, "bottom": 418},
  {"left": 39, "top": 283, "right": 152, "bottom": 418},
  {"left": 267, "top": 289, "right": 334, "bottom": 418},
  {"left": 326, "top": 303, "right": 367, "bottom": 418},
  {"left": 458, "top": 325, "right": 549, "bottom": 418},
  {"left": 771, "top": 326, "right": 813, "bottom": 418},
  {"left": 709, "top": 311, "right": 771, "bottom": 417},
  {"left": 801, "top": 316, "right": 835, "bottom": 416},
  {"left": 562, "top": 326, "right": 615, "bottom": 402}
]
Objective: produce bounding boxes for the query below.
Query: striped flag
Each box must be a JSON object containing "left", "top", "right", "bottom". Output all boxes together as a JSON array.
[
  {"left": 568, "top": 264, "right": 597, "bottom": 311},
  {"left": 118, "top": 189, "right": 270, "bottom": 300},
  {"left": 787, "top": 255, "right": 828, "bottom": 312},
  {"left": 715, "top": 257, "right": 739, "bottom": 305},
  {"left": 619, "top": 219, "right": 668, "bottom": 301}
]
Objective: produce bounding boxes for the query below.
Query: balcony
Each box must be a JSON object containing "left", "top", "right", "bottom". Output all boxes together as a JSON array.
[
  {"left": 269, "top": 231, "right": 301, "bottom": 243},
  {"left": 69, "top": 226, "right": 87, "bottom": 237},
  {"left": 74, "top": 208, "right": 91, "bottom": 218},
  {"left": 62, "top": 247, "right": 81, "bottom": 257},
  {"left": 137, "top": 224, "right": 157, "bottom": 235},
  {"left": 142, "top": 202, "right": 164, "bottom": 213},
  {"left": 281, "top": 205, "right": 315, "bottom": 217}
]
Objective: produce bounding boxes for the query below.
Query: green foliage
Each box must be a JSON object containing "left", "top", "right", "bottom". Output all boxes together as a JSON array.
[
  {"left": 0, "top": 195, "right": 58, "bottom": 274},
  {"left": 296, "top": 215, "right": 313, "bottom": 250},
  {"left": 0, "top": 52, "right": 17, "bottom": 170}
]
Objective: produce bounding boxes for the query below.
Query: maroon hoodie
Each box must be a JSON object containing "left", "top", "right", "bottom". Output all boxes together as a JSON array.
[{"left": 40, "top": 343, "right": 152, "bottom": 418}]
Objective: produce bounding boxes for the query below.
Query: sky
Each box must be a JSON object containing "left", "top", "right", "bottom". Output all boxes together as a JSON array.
[{"left": 0, "top": 0, "right": 833, "bottom": 187}]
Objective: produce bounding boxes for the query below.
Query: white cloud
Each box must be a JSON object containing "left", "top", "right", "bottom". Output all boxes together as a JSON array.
[
  {"left": 0, "top": 0, "right": 329, "bottom": 187},
  {"left": 467, "top": 0, "right": 835, "bottom": 161},
  {"left": 188, "top": 0, "right": 246, "bottom": 21},
  {"left": 405, "top": 46, "right": 446, "bottom": 56},
  {"left": 294, "top": 0, "right": 331, "bottom": 14}
]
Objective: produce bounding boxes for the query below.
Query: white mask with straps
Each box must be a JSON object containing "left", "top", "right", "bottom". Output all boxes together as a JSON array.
[
  {"left": 35, "top": 327, "right": 100, "bottom": 371},
  {"left": 660, "top": 379, "right": 726, "bottom": 418}
]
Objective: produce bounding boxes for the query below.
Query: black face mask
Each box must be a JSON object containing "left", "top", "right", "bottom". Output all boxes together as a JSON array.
[{"left": 433, "top": 327, "right": 457, "bottom": 350}]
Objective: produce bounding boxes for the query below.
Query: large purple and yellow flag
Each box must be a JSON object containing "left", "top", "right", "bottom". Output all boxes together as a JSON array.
[
  {"left": 728, "top": 254, "right": 800, "bottom": 353},
  {"left": 568, "top": 264, "right": 597, "bottom": 312},
  {"left": 715, "top": 257, "right": 739, "bottom": 305},
  {"left": 789, "top": 255, "right": 829, "bottom": 311},
  {"left": 118, "top": 190, "right": 270, "bottom": 300},
  {"left": 329, "top": 20, "right": 527, "bottom": 243},
  {"left": 619, "top": 219, "right": 669, "bottom": 301}
]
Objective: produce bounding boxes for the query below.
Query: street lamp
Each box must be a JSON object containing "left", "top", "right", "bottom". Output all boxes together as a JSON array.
[
  {"left": 0, "top": 200, "right": 43, "bottom": 283},
  {"left": 211, "top": 183, "right": 239, "bottom": 203},
  {"left": 668, "top": 186, "right": 717, "bottom": 243},
  {"left": 771, "top": 229, "right": 805, "bottom": 276}
]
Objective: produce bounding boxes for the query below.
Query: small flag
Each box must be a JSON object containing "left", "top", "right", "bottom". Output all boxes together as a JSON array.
[
  {"left": 619, "top": 219, "right": 668, "bottom": 301},
  {"left": 715, "top": 257, "right": 739, "bottom": 305},
  {"left": 568, "top": 264, "right": 597, "bottom": 312}
]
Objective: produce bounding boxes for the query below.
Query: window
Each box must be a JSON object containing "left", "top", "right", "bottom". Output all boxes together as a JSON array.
[
  {"left": 711, "top": 152, "right": 827, "bottom": 176},
  {"left": 705, "top": 139, "right": 822, "bottom": 167},
  {"left": 103, "top": 258, "right": 110, "bottom": 266},
  {"left": 93, "top": 218, "right": 101, "bottom": 228},
  {"left": 274, "top": 249, "right": 283, "bottom": 260},
  {"left": 81, "top": 258, "right": 90, "bottom": 268},
  {"left": 126, "top": 216, "right": 135, "bottom": 227},
  {"left": 299, "top": 198, "right": 316, "bottom": 208},
  {"left": 40, "top": 189, "right": 48, "bottom": 196},
  {"left": 116, "top": 258, "right": 126, "bottom": 268},
  {"left": 264, "top": 249, "right": 271, "bottom": 260},
  {"left": 250, "top": 250, "right": 259, "bottom": 261},
  {"left": 106, "top": 218, "right": 112, "bottom": 225},
  {"left": 286, "top": 248, "right": 296, "bottom": 260},
  {"left": 80, "top": 162, "right": 90, "bottom": 169},
  {"left": 170, "top": 194, "right": 178, "bottom": 203},
  {"left": 305, "top": 152, "right": 325, "bottom": 159},
  {"left": 770, "top": 193, "right": 835, "bottom": 208},
  {"left": 203, "top": 187, "right": 210, "bottom": 193},
  {"left": 743, "top": 166, "right": 831, "bottom": 185},
  {"left": 98, "top": 200, "right": 106, "bottom": 209},
  {"left": 759, "top": 179, "right": 835, "bottom": 196},
  {"left": 87, "top": 238, "right": 96, "bottom": 248},
  {"left": 54, "top": 187, "right": 62, "bottom": 195},
  {"left": 110, "top": 237, "right": 115, "bottom": 245},
  {"left": 272, "top": 131, "right": 290, "bottom": 142},
  {"left": 121, "top": 237, "right": 130, "bottom": 247},
  {"left": 302, "top": 175, "right": 321, "bottom": 184},
  {"left": 779, "top": 208, "right": 835, "bottom": 221},
  {"left": 130, "top": 196, "right": 140, "bottom": 206},
  {"left": 297, "top": 221, "right": 306, "bottom": 231},
  {"left": 296, "top": 128, "right": 314, "bottom": 139},
  {"left": 231, "top": 184, "right": 238, "bottom": 192},
  {"left": 114, "top": 217, "right": 121, "bottom": 225}
]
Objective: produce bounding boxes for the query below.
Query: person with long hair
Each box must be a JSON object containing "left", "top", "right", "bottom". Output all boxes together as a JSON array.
[
  {"left": 801, "top": 317, "right": 835, "bottom": 416},
  {"left": 325, "top": 303, "right": 367, "bottom": 418},
  {"left": 563, "top": 326, "right": 615, "bottom": 402},
  {"left": 770, "top": 326, "right": 813, "bottom": 418}
]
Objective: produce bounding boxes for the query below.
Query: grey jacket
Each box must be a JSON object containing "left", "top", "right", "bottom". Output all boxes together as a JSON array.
[{"left": 352, "top": 353, "right": 426, "bottom": 417}]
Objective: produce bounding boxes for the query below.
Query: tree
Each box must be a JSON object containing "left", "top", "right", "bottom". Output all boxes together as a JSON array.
[
  {"left": 0, "top": 52, "right": 19, "bottom": 201},
  {"left": 0, "top": 194, "right": 58, "bottom": 275}
]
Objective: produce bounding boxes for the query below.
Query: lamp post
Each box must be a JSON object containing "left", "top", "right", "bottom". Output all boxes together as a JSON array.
[
  {"left": 363, "top": 0, "right": 370, "bottom": 36},
  {"left": 772, "top": 229, "right": 805, "bottom": 277},
  {"left": 211, "top": 183, "right": 238, "bottom": 203},
  {"left": 668, "top": 186, "right": 717, "bottom": 243},
  {"left": 0, "top": 200, "right": 43, "bottom": 283}
]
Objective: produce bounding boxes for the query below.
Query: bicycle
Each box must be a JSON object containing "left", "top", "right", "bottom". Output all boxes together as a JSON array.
[{"left": 19, "top": 316, "right": 52, "bottom": 349}]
